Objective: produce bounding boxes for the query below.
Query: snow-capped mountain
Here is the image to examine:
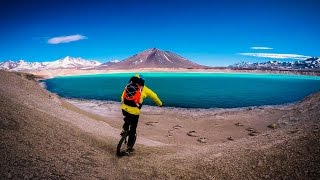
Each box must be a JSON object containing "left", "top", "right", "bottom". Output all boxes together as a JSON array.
[
  {"left": 0, "top": 61, "right": 18, "bottom": 70},
  {"left": 0, "top": 56, "right": 102, "bottom": 71},
  {"left": 45, "top": 56, "right": 101, "bottom": 69},
  {"left": 229, "top": 57, "right": 320, "bottom": 70},
  {"left": 1, "top": 49, "right": 207, "bottom": 71},
  {"left": 0, "top": 60, "right": 44, "bottom": 70}
]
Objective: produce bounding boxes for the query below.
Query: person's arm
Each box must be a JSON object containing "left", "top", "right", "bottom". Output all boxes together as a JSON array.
[{"left": 145, "top": 86, "right": 162, "bottom": 107}]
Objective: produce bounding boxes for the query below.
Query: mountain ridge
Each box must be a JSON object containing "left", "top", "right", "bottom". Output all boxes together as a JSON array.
[
  {"left": 0, "top": 56, "right": 101, "bottom": 71},
  {"left": 97, "top": 48, "right": 207, "bottom": 69},
  {"left": 230, "top": 57, "right": 320, "bottom": 70},
  {"left": 0, "top": 48, "right": 207, "bottom": 71},
  {"left": 1, "top": 49, "right": 319, "bottom": 72}
]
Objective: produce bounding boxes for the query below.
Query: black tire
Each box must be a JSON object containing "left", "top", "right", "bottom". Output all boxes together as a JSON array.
[{"left": 117, "top": 132, "right": 129, "bottom": 156}]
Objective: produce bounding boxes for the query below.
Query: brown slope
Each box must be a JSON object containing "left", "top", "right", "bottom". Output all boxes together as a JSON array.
[
  {"left": 0, "top": 71, "right": 166, "bottom": 179},
  {"left": 103, "top": 48, "right": 208, "bottom": 69},
  {"left": 0, "top": 71, "right": 121, "bottom": 179}
]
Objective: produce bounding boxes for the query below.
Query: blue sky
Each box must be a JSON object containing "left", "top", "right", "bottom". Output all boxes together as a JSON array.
[{"left": 0, "top": 0, "right": 319, "bottom": 66}]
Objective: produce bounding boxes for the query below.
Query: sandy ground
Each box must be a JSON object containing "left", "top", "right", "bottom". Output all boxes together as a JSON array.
[
  {"left": 65, "top": 99, "right": 293, "bottom": 146},
  {"left": 1, "top": 70, "right": 320, "bottom": 179}
]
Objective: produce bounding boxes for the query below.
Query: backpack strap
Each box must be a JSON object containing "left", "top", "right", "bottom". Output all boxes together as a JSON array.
[{"left": 123, "top": 82, "right": 142, "bottom": 107}]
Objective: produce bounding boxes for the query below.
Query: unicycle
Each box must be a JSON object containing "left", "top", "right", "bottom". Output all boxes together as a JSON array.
[{"left": 117, "top": 131, "right": 129, "bottom": 156}]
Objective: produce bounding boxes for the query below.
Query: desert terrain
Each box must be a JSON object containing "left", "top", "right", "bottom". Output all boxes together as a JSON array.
[{"left": 1, "top": 70, "right": 319, "bottom": 179}]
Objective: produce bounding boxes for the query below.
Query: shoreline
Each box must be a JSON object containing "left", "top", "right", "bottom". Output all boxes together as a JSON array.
[
  {"left": 63, "top": 97, "right": 296, "bottom": 115},
  {"left": 48, "top": 71, "right": 320, "bottom": 80},
  {"left": 29, "top": 68, "right": 320, "bottom": 80}
]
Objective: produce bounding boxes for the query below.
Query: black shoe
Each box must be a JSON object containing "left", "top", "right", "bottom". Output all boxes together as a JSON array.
[{"left": 126, "top": 147, "right": 135, "bottom": 153}]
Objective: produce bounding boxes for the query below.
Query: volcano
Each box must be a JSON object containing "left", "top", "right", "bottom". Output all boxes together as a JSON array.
[{"left": 102, "top": 48, "right": 207, "bottom": 69}]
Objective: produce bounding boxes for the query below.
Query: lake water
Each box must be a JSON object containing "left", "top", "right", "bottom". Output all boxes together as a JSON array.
[{"left": 43, "top": 72, "right": 320, "bottom": 109}]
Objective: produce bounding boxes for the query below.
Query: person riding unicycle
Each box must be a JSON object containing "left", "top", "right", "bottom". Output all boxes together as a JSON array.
[{"left": 121, "top": 74, "right": 162, "bottom": 154}]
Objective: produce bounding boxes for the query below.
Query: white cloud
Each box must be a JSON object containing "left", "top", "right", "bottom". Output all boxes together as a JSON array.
[
  {"left": 239, "top": 53, "right": 311, "bottom": 60},
  {"left": 48, "top": 34, "right": 87, "bottom": 44},
  {"left": 250, "top": 46, "right": 273, "bottom": 50}
]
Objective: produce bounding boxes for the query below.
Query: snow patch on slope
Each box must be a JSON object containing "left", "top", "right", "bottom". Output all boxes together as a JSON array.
[{"left": 0, "top": 56, "right": 102, "bottom": 71}]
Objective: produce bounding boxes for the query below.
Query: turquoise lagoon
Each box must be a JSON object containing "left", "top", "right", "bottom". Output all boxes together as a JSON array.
[{"left": 43, "top": 72, "right": 320, "bottom": 109}]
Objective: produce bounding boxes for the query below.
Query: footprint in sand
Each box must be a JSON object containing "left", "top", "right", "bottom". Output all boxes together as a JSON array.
[
  {"left": 248, "top": 131, "right": 260, "bottom": 136},
  {"left": 187, "top": 131, "right": 199, "bottom": 137},
  {"left": 246, "top": 127, "right": 256, "bottom": 132},
  {"left": 173, "top": 125, "right": 182, "bottom": 129},
  {"left": 167, "top": 129, "right": 175, "bottom": 138},
  {"left": 246, "top": 127, "right": 260, "bottom": 136},
  {"left": 166, "top": 125, "right": 182, "bottom": 138},
  {"left": 227, "top": 137, "right": 234, "bottom": 141},
  {"left": 145, "top": 121, "right": 159, "bottom": 126},
  {"left": 197, "top": 137, "right": 207, "bottom": 143},
  {"left": 235, "top": 122, "right": 244, "bottom": 126}
]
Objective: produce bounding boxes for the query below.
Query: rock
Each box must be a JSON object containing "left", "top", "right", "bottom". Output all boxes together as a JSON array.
[
  {"left": 235, "top": 122, "right": 244, "bottom": 126},
  {"left": 264, "top": 174, "right": 270, "bottom": 179},
  {"left": 258, "top": 160, "right": 263, "bottom": 167},
  {"left": 267, "top": 123, "right": 277, "bottom": 129},
  {"left": 7, "top": 172, "right": 12, "bottom": 179},
  {"left": 227, "top": 137, "right": 234, "bottom": 141},
  {"left": 187, "top": 131, "right": 199, "bottom": 137},
  {"left": 168, "top": 129, "right": 174, "bottom": 134},
  {"left": 312, "top": 124, "right": 319, "bottom": 129},
  {"left": 197, "top": 137, "right": 207, "bottom": 143}
]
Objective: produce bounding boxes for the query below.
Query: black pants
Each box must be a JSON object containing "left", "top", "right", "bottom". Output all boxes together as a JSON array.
[{"left": 122, "top": 110, "right": 139, "bottom": 148}]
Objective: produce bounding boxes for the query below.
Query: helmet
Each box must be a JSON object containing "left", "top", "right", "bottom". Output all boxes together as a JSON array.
[
  {"left": 131, "top": 74, "right": 145, "bottom": 86},
  {"left": 134, "top": 74, "right": 145, "bottom": 81}
]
